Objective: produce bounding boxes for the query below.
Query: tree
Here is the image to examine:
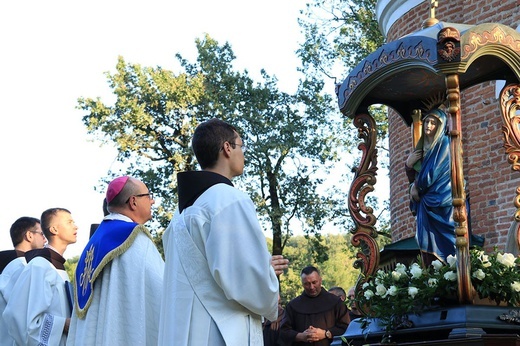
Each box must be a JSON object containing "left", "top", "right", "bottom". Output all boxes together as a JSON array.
[
  {"left": 237, "top": 71, "right": 344, "bottom": 257},
  {"left": 79, "top": 35, "right": 346, "bottom": 260},
  {"left": 65, "top": 256, "right": 79, "bottom": 282},
  {"left": 298, "top": 0, "right": 384, "bottom": 81},
  {"left": 297, "top": 0, "right": 390, "bottom": 235},
  {"left": 78, "top": 56, "right": 205, "bottom": 230}
]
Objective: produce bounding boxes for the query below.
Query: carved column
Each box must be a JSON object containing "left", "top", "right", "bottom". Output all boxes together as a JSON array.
[
  {"left": 348, "top": 112, "right": 380, "bottom": 293},
  {"left": 445, "top": 74, "right": 473, "bottom": 303},
  {"left": 437, "top": 26, "right": 473, "bottom": 303}
]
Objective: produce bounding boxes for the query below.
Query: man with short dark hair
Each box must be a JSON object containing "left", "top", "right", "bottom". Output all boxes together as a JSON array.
[
  {"left": 159, "top": 118, "right": 288, "bottom": 345},
  {"left": 0, "top": 216, "right": 46, "bottom": 344},
  {"left": 281, "top": 266, "right": 349, "bottom": 345},
  {"left": 0, "top": 216, "right": 46, "bottom": 273}
]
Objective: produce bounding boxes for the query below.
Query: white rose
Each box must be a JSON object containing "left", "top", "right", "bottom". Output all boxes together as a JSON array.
[
  {"left": 444, "top": 271, "right": 457, "bottom": 281},
  {"left": 408, "top": 286, "right": 419, "bottom": 298},
  {"left": 497, "top": 253, "right": 516, "bottom": 267},
  {"left": 364, "top": 290, "right": 374, "bottom": 300},
  {"left": 472, "top": 269, "right": 486, "bottom": 280},
  {"left": 482, "top": 260, "right": 492, "bottom": 268},
  {"left": 376, "top": 284, "right": 387, "bottom": 297},
  {"left": 391, "top": 271, "right": 401, "bottom": 281},
  {"left": 428, "top": 278, "right": 438, "bottom": 287},
  {"left": 410, "top": 263, "right": 423, "bottom": 279},
  {"left": 447, "top": 255, "right": 457, "bottom": 268},
  {"left": 395, "top": 263, "right": 407, "bottom": 274},
  {"left": 431, "top": 260, "right": 443, "bottom": 271},
  {"left": 512, "top": 281, "right": 520, "bottom": 292},
  {"left": 362, "top": 282, "right": 370, "bottom": 289},
  {"left": 387, "top": 285, "right": 398, "bottom": 296}
]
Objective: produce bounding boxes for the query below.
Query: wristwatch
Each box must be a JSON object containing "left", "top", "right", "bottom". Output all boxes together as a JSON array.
[{"left": 325, "top": 330, "right": 332, "bottom": 339}]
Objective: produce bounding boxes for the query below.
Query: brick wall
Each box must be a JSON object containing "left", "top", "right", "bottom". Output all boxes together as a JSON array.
[{"left": 384, "top": 0, "right": 520, "bottom": 251}]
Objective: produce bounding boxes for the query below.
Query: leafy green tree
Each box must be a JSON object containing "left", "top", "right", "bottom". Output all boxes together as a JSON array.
[
  {"left": 79, "top": 35, "right": 347, "bottom": 261},
  {"left": 78, "top": 57, "right": 205, "bottom": 231},
  {"left": 297, "top": 0, "right": 390, "bottom": 230},
  {"left": 298, "top": 0, "right": 384, "bottom": 83},
  {"left": 65, "top": 255, "right": 79, "bottom": 282},
  {"left": 298, "top": 0, "right": 387, "bottom": 153}
]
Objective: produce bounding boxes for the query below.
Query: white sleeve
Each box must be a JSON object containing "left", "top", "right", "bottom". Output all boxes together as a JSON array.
[
  {"left": 3, "top": 260, "right": 66, "bottom": 346},
  {"left": 205, "top": 196, "right": 279, "bottom": 321}
]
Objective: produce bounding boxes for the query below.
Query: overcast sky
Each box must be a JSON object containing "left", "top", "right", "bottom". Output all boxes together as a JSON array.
[{"left": 0, "top": 0, "right": 307, "bottom": 258}]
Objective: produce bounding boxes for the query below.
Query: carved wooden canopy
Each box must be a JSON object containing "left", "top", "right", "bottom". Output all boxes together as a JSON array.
[{"left": 336, "top": 22, "right": 520, "bottom": 303}]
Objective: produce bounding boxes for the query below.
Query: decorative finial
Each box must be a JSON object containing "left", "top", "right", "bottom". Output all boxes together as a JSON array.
[
  {"left": 423, "top": 0, "right": 440, "bottom": 28},
  {"left": 430, "top": 0, "right": 438, "bottom": 19}
]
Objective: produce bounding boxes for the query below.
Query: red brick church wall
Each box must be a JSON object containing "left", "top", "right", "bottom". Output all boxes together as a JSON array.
[{"left": 384, "top": 0, "right": 520, "bottom": 251}]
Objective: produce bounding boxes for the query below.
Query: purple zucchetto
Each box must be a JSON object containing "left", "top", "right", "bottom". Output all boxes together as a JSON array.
[{"left": 106, "top": 176, "right": 129, "bottom": 204}]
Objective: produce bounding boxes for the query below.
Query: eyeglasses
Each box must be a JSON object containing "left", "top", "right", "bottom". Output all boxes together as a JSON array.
[
  {"left": 29, "top": 230, "right": 45, "bottom": 237},
  {"left": 230, "top": 143, "right": 247, "bottom": 153},
  {"left": 126, "top": 192, "right": 154, "bottom": 203}
]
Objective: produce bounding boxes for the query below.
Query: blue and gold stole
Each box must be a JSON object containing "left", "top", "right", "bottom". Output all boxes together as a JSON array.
[{"left": 73, "top": 219, "right": 139, "bottom": 318}]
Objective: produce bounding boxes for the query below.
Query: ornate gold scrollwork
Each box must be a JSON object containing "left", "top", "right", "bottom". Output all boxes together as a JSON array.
[
  {"left": 349, "top": 112, "right": 380, "bottom": 300},
  {"left": 500, "top": 84, "right": 520, "bottom": 222}
]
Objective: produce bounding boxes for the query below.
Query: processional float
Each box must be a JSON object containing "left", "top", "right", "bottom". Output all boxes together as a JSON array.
[{"left": 337, "top": 2, "right": 520, "bottom": 344}]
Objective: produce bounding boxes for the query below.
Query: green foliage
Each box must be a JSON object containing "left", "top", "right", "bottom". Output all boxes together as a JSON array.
[
  {"left": 297, "top": 0, "right": 391, "bottom": 239},
  {"left": 65, "top": 255, "right": 79, "bottom": 282},
  {"left": 78, "top": 2, "right": 392, "bottom": 260},
  {"left": 79, "top": 34, "right": 351, "bottom": 260},
  {"left": 78, "top": 56, "right": 204, "bottom": 231},
  {"left": 298, "top": 0, "right": 384, "bottom": 78}
]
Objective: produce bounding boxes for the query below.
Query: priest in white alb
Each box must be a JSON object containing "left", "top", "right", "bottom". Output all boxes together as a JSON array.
[
  {"left": 0, "top": 216, "right": 46, "bottom": 345},
  {"left": 158, "top": 118, "right": 289, "bottom": 346}
]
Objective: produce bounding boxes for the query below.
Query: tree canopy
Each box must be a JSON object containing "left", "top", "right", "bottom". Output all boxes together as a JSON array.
[
  {"left": 78, "top": 0, "right": 391, "bottom": 262},
  {"left": 79, "top": 35, "right": 350, "bottom": 259}
]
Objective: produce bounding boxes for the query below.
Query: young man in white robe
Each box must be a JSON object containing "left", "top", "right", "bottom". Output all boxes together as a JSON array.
[
  {"left": 158, "top": 118, "right": 289, "bottom": 346},
  {"left": 67, "top": 176, "right": 164, "bottom": 346},
  {"left": 0, "top": 216, "right": 46, "bottom": 345},
  {"left": 3, "top": 208, "right": 78, "bottom": 346}
]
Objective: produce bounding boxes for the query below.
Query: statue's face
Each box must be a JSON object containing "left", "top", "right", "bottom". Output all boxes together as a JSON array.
[{"left": 423, "top": 115, "right": 439, "bottom": 139}]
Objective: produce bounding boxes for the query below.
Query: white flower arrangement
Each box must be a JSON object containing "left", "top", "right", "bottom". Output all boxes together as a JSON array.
[{"left": 355, "top": 247, "right": 520, "bottom": 337}]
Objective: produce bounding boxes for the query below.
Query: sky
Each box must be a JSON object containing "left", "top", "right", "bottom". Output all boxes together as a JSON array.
[{"left": 0, "top": 0, "right": 309, "bottom": 259}]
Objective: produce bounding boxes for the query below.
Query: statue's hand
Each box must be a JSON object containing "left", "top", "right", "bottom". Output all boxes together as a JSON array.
[{"left": 406, "top": 149, "right": 422, "bottom": 168}]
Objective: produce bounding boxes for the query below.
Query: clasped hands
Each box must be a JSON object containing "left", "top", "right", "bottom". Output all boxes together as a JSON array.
[{"left": 297, "top": 325, "right": 326, "bottom": 343}]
